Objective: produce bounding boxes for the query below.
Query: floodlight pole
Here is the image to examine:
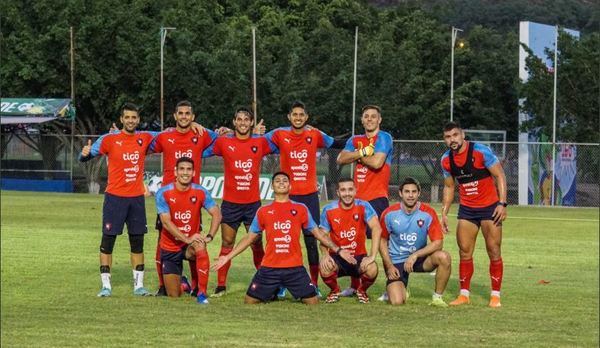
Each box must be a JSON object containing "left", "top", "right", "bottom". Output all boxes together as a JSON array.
[
  {"left": 252, "top": 27, "right": 257, "bottom": 119},
  {"left": 69, "top": 26, "right": 75, "bottom": 182},
  {"left": 450, "top": 26, "right": 463, "bottom": 122},
  {"left": 550, "top": 26, "right": 559, "bottom": 206},
  {"left": 160, "top": 27, "right": 176, "bottom": 132},
  {"left": 350, "top": 26, "right": 359, "bottom": 177}
]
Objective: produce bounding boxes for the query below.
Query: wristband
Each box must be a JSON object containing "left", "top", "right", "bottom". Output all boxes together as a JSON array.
[
  {"left": 497, "top": 201, "right": 508, "bottom": 207},
  {"left": 206, "top": 234, "right": 214, "bottom": 241}
]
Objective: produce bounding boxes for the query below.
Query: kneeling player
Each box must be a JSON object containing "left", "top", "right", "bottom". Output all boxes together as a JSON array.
[
  {"left": 319, "top": 178, "right": 381, "bottom": 304},
  {"left": 212, "top": 172, "right": 354, "bottom": 304},
  {"left": 155, "top": 157, "right": 221, "bottom": 304},
  {"left": 379, "top": 177, "right": 451, "bottom": 307}
]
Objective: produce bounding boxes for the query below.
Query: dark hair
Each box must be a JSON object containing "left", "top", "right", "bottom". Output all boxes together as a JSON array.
[
  {"left": 289, "top": 100, "right": 307, "bottom": 113},
  {"left": 176, "top": 100, "right": 193, "bottom": 111},
  {"left": 443, "top": 121, "right": 461, "bottom": 132},
  {"left": 337, "top": 177, "right": 355, "bottom": 188},
  {"left": 121, "top": 102, "right": 139, "bottom": 115},
  {"left": 176, "top": 156, "right": 194, "bottom": 168},
  {"left": 399, "top": 177, "right": 421, "bottom": 192},
  {"left": 234, "top": 106, "right": 254, "bottom": 121},
  {"left": 361, "top": 104, "right": 381, "bottom": 115},
  {"left": 272, "top": 171, "right": 290, "bottom": 181}
]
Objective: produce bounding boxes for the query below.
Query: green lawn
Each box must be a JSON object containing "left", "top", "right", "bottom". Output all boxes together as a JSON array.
[{"left": 1, "top": 191, "right": 598, "bottom": 347}]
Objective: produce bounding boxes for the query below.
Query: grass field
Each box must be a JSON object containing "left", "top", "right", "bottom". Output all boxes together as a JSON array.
[{"left": 1, "top": 191, "right": 598, "bottom": 347}]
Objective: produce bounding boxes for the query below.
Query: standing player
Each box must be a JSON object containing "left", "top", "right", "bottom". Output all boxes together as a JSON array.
[
  {"left": 80, "top": 102, "right": 154, "bottom": 297},
  {"left": 202, "top": 107, "right": 276, "bottom": 297},
  {"left": 441, "top": 121, "right": 507, "bottom": 308},
  {"left": 380, "top": 177, "right": 451, "bottom": 307},
  {"left": 319, "top": 178, "right": 381, "bottom": 304},
  {"left": 150, "top": 100, "right": 218, "bottom": 296},
  {"left": 336, "top": 104, "right": 393, "bottom": 297},
  {"left": 212, "top": 172, "right": 355, "bottom": 304},
  {"left": 264, "top": 101, "right": 345, "bottom": 295},
  {"left": 155, "top": 157, "right": 221, "bottom": 304}
]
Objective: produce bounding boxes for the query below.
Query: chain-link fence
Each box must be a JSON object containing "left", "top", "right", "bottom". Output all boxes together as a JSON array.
[{"left": 1, "top": 133, "right": 598, "bottom": 207}]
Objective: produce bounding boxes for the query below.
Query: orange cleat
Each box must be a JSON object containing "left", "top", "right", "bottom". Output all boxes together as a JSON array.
[
  {"left": 488, "top": 295, "right": 502, "bottom": 308},
  {"left": 449, "top": 294, "right": 470, "bottom": 306}
]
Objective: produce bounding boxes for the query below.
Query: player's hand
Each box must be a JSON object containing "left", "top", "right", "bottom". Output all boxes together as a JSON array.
[
  {"left": 201, "top": 234, "right": 214, "bottom": 244},
  {"left": 190, "top": 122, "right": 205, "bottom": 135},
  {"left": 215, "top": 126, "right": 232, "bottom": 136},
  {"left": 442, "top": 214, "right": 450, "bottom": 234},
  {"left": 187, "top": 234, "right": 204, "bottom": 245},
  {"left": 81, "top": 139, "right": 92, "bottom": 157},
  {"left": 386, "top": 266, "right": 400, "bottom": 280},
  {"left": 253, "top": 119, "right": 266, "bottom": 135},
  {"left": 338, "top": 249, "right": 356, "bottom": 265},
  {"left": 110, "top": 122, "right": 119, "bottom": 133},
  {"left": 359, "top": 255, "right": 375, "bottom": 274},
  {"left": 404, "top": 254, "right": 417, "bottom": 273},
  {"left": 492, "top": 205, "right": 507, "bottom": 226},
  {"left": 319, "top": 254, "right": 336, "bottom": 274},
  {"left": 211, "top": 255, "right": 229, "bottom": 271}
]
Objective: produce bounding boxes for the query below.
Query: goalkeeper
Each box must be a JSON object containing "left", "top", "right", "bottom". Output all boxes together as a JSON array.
[{"left": 336, "top": 104, "right": 394, "bottom": 298}]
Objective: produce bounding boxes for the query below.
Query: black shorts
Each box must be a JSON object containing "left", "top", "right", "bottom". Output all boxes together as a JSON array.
[
  {"left": 221, "top": 200, "right": 261, "bottom": 230},
  {"left": 366, "top": 197, "right": 389, "bottom": 238},
  {"left": 386, "top": 258, "right": 427, "bottom": 287},
  {"left": 457, "top": 202, "right": 499, "bottom": 227},
  {"left": 246, "top": 266, "right": 317, "bottom": 302},
  {"left": 160, "top": 248, "right": 186, "bottom": 275},
  {"left": 332, "top": 254, "right": 366, "bottom": 278},
  {"left": 102, "top": 193, "right": 147, "bottom": 236}
]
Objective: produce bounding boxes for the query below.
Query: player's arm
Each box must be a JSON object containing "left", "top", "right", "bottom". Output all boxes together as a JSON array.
[
  {"left": 311, "top": 227, "right": 356, "bottom": 265},
  {"left": 441, "top": 176, "right": 455, "bottom": 234},
  {"left": 358, "top": 216, "right": 382, "bottom": 273},
  {"left": 159, "top": 213, "right": 202, "bottom": 245},
  {"left": 488, "top": 162, "right": 508, "bottom": 225},
  {"left": 211, "top": 232, "right": 259, "bottom": 271},
  {"left": 379, "top": 233, "right": 399, "bottom": 280},
  {"left": 337, "top": 137, "right": 373, "bottom": 165},
  {"left": 201, "top": 206, "right": 222, "bottom": 244},
  {"left": 359, "top": 152, "right": 386, "bottom": 170},
  {"left": 79, "top": 135, "right": 106, "bottom": 162},
  {"left": 317, "top": 228, "right": 336, "bottom": 274}
]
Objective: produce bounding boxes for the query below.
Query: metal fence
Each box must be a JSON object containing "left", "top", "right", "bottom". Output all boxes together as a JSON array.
[{"left": 1, "top": 133, "right": 598, "bottom": 207}]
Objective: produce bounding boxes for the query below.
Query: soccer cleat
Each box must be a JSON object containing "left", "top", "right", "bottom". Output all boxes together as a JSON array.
[
  {"left": 325, "top": 291, "right": 340, "bottom": 304},
  {"left": 97, "top": 287, "right": 112, "bottom": 297},
  {"left": 155, "top": 286, "right": 167, "bottom": 297},
  {"left": 180, "top": 276, "right": 192, "bottom": 294},
  {"left": 133, "top": 287, "right": 151, "bottom": 296},
  {"left": 277, "top": 287, "right": 287, "bottom": 300},
  {"left": 210, "top": 286, "right": 227, "bottom": 298},
  {"left": 449, "top": 294, "right": 470, "bottom": 306},
  {"left": 315, "top": 287, "right": 323, "bottom": 299},
  {"left": 429, "top": 297, "right": 449, "bottom": 308},
  {"left": 190, "top": 287, "right": 199, "bottom": 297},
  {"left": 357, "top": 290, "right": 370, "bottom": 304},
  {"left": 488, "top": 295, "right": 502, "bottom": 308},
  {"left": 339, "top": 287, "right": 356, "bottom": 297},
  {"left": 377, "top": 292, "right": 389, "bottom": 302},
  {"left": 196, "top": 292, "right": 209, "bottom": 305}
]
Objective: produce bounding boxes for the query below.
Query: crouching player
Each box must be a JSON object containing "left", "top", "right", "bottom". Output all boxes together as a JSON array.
[
  {"left": 319, "top": 178, "right": 381, "bottom": 304},
  {"left": 379, "top": 177, "right": 451, "bottom": 307},
  {"left": 155, "top": 157, "right": 221, "bottom": 304}
]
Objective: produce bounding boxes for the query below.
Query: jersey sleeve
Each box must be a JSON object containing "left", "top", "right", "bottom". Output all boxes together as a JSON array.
[
  {"left": 475, "top": 143, "right": 500, "bottom": 168},
  {"left": 342, "top": 137, "right": 355, "bottom": 152},
  {"left": 155, "top": 188, "right": 170, "bottom": 215},
  {"left": 374, "top": 132, "right": 392, "bottom": 154},
  {"left": 379, "top": 209, "right": 391, "bottom": 240},
  {"left": 302, "top": 205, "right": 317, "bottom": 233},
  {"left": 206, "top": 129, "right": 218, "bottom": 145},
  {"left": 360, "top": 200, "right": 377, "bottom": 223},
  {"left": 440, "top": 153, "right": 451, "bottom": 178},
  {"left": 149, "top": 134, "right": 163, "bottom": 154},
  {"left": 264, "top": 129, "right": 280, "bottom": 154},
  {"left": 423, "top": 205, "right": 443, "bottom": 241},
  {"left": 94, "top": 133, "right": 112, "bottom": 156},
  {"left": 197, "top": 185, "right": 216, "bottom": 210},
  {"left": 202, "top": 141, "right": 217, "bottom": 158},
  {"left": 317, "top": 130, "right": 335, "bottom": 148},
  {"left": 248, "top": 212, "right": 263, "bottom": 235},
  {"left": 260, "top": 136, "right": 276, "bottom": 154},
  {"left": 319, "top": 206, "right": 332, "bottom": 232}
]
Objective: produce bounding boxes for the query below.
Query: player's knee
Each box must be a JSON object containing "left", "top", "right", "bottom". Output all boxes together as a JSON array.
[
  {"left": 129, "top": 234, "right": 144, "bottom": 254},
  {"left": 365, "top": 262, "right": 378, "bottom": 278},
  {"left": 436, "top": 251, "right": 452, "bottom": 267},
  {"left": 100, "top": 234, "right": 117, "bottom": 254}
]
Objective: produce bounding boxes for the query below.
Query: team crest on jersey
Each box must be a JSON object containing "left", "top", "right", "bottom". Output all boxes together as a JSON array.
[
  {"left": 353, "top": 213, "right": 359, "bottom": 221},
  {"left": 305, "top": 136, "right": 312, "bottom": 144},
  {"left": 192, "top": 136, "right": 198, "bottom": 144},
  {"left": 137, "top": 138, "right": 143, "bottom": 146},
  {"left": 251, "top": 146, "right": 258, "bottom": 153},
  {"left": 290, "top": 209, "right": 297, "bottom": 216},
  {"left": 417, "top": 219, "right": 424, "bottom": 227},
  {"left": 190, "top": 196, "right": 197, "bottom": 204}
]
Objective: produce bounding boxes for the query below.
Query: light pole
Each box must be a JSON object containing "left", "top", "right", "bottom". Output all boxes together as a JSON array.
[
  {"left": 450, "top": 26, "right": 463, "bottom": 122},
  {"left": 160, "top": 27, "right": 176, "bottom": 131}
]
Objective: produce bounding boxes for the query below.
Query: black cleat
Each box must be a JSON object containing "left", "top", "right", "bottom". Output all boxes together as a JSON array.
[{"left": 155, "top": 286, "right": 167, "bottom": 297}]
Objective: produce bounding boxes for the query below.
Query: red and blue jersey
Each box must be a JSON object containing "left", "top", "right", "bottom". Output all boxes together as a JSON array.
[
  {"left": 155, "top": 183, "right": 216, "bottom": 252},
  {"left": 265, "top": 127, "right": 334, "bottom": 195},
  {"left": 203, "top": 135, "right": 275, "bottom": 203},
  {"left": 87, "top": 131, "right": 155, "bottom": 197},
  {"left": 249, "top": 200, "right": 317, "bottom": 268},
  {"left": 319, "top": 199, "right": 377, "bottom": 256},
  {"left": 380, "top": 202, "right": 443, "bottom": 264},
  {"left": 150, "top": 128, "right": 217, "bottom": 186},
  {"left": 441, "top": 141, "right": 499, "bottom": 208},
  {"left": 343, "top": 131, "right": 393, "bottom": 201}
]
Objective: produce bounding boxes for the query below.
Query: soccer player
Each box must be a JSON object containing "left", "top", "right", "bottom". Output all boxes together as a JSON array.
[
  {"left": 155, "top": 157, "right": 221, "bottom": 304},
  {"left": 380, "top": 177, "right": 451, "bottom": 307},
  {"left": 264, "top": 101, "right": 345, "bottom": 295},
  {"left": 150, "top": 100, "right": 218, "bottom": 296},
  {"left": 336, "top": 104, "right": 393, "bottom": 297},
  {"left": 440, "top": 121, "right": 507, "bottom": 308},
  {"left": 80, "top": 102, "right": 154, "bottom": 297},
  {"left": 202, "top": 107, "right": 276, "bottom": 297},
  {"left": 212, "top": 172, "right": 355, "bottom": 305},
  {"left": 319, "top": 178, "right": 381, "bottom": 304}
]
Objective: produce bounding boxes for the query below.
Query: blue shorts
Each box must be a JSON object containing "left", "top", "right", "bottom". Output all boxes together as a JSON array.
[
  {"left": 102, "top": 193, "right": 147, "bottom": 236},
  {"left": 160, "top": 248, "right": 186, "bottom": 275},
  {"left": 332, "top": 254, "right": 366, "bottom": 278},
  {"left": 458, "top": 202, "right": 499, "bottom": 227},
  {"left": 246, "top": 266, "right": 317, "bottom": 302},
  {"left": 366, "top": 197, "right": 389, "bottom": 238},
  {"left": 221, "top": 200, "right": 261, "bottom": 230},
  {"left": 386, "top": 258, "right": 427, "bottom": 287}
]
